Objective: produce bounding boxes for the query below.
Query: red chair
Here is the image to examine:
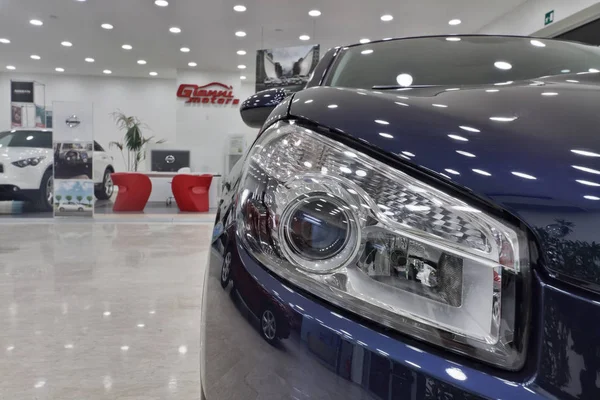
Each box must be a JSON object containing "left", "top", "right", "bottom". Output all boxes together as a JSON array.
[
  {"left": 172, "top": 174, "right": 213, "bottom": 212},
  {"left": 111, "top": 173, "right": 152, "bottom": 212}
]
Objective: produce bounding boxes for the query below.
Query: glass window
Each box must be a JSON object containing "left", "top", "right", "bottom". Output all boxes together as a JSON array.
[
  {"left": 94, "top": 141, "right": 105, "bottom": 152},
  {"left": 0, "top": 130, "right": 52, "bottom": 149},
  {"left": 328, "top": 36, "right": 600, "bottom": 89}
]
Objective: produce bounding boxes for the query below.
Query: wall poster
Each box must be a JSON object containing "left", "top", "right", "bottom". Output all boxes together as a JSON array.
[
  {"left": 255, "top": 44, "right": 320, "bottom": 93},
  {"left": 52, "top": 102, "right": 94, "bottom": 218}
]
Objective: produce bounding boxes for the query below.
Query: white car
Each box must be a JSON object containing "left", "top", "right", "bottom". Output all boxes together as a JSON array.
[
  {"left": 0, "top": 129, "right": 115, "bottom": 211},
  {"left": 57, "top": 202, "right": 86, "bottom": 213}
]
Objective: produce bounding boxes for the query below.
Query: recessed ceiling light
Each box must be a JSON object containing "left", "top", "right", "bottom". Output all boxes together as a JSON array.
[
  {"left": 235, "top": 31, "right": 246, "bottom": 37},
  {"left": 446, "top": 37, "right": 461, "bottom": 41},
  {"left": 85, "top": 58, "right": 95, "bottom": 63},
  {"left": 381, "top": 14, "right": 393, "bottom": 22},
  {"left": 233, "top": 5, "right": 246, "bottom": 12},
  {"left": 188, "top": 62, "right": 197, "bottom": 67},
  {"left": 155, "top": 0, "right": 168, "bottom": 6},
  {"left": 169, "top": 27, "right": 181, "bottom": 34},
  {"left": 61, "top": 41, "right": 73, "bottom": 47},
  {"left": 0, "top": 38, "right": 10, "bottom": 44},
  {"left": 494, "top": 61, "right": 512, "bottom": 70},
  {"left": 449, "top": 19, "right": 461, "bottom": 25},
  {"left": 237, "top": 50, "right": 247, "bottom": 55},
  {"left": 180, "top": 47, "right": 190, "bottom": 52},
  {"left": 238, "top": 64, "right": 246, "bottom": 69},
  {"left": 55, "top": 67, "right": 65, "bottom": 72},
  {"left": 137, "top": 60, "right": 147, "bottom": 65},
  {"left": 103, "top": 69, "right": 112, "bottom": 74},
  {"left": 299, "top": 35, "right": 310, "bottom": 41},
  {"left": 309, "top": 10, "right": 321, "bottom": 17},
  {"left": 6, "top": 65, "right": 16, "bottom": 70},
  {"left": 240, "top": 75, "right": 247, "bottom": 80},
  {"left": 101, "top": 23, "right": 113, "bottom": 30},
  {"left": 359, "top": 38, "right": 370, "bottom": 44},
  {"left": 30, "top": 55, "right": 41, "bottom": 60},
  {"left": 122, "top": 44, "right": 132, "bottom": 50},
  {"left": 149, "top": 71, "right": 158, "bottom": 76},
  {"left": 30, "top": 19, "right": 43, "bottom": 26}
]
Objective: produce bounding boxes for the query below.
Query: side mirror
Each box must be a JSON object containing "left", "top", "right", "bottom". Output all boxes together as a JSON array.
[{"left": 240, "top": 88, "right": 288, "bottom": 128}]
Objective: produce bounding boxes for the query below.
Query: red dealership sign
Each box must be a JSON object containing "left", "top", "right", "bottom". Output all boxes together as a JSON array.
[{"left": 177, "top": 82, "right": 240, "bottom": 105}]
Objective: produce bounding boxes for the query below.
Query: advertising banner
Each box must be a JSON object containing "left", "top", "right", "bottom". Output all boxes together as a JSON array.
[
  {"left": 255, "top": 44, "right": 320, "bottom": 93},
  {"left": 52, "top": 102, "right": 94, "bottom": 218},
  {"left": 10, "top": 81, "right": 34, "bottom": 103},
  {"left": 11, "top": 105, "right": 22, "bottom": 127}
]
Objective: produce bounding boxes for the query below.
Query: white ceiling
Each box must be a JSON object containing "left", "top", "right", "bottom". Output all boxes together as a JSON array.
[{"left": 0, "top": 0, "right": 529, "bottom": 80}]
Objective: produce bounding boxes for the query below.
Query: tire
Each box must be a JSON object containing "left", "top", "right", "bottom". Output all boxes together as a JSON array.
[
  {"left": 59, "top": 207, "right": 65, "bottom": 212},
  {"left": 95, "top": 169, "right": 114, "bottom": 200},
  {"left": 78, "top": 207, "right": 84, "bottom": 212},
  {"left": 34, "top": 169, "right": 53, "bottom": 211},
  {"left": 260, "top": 307, "right": 279, "bottom": 345},
  {"left": 220, "top": 252, "right": 232, "bottom": 289}
]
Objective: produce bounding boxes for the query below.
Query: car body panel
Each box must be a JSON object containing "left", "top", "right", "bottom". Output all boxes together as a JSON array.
[{"left": 0, "top": 146, "right": 53, "bottom": 190}]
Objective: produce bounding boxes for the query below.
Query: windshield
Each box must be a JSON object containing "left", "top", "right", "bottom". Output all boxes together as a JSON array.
[
  {"left": 0, "top": 130, "right": 52, "bottom": 149},
  {"left": 328, "top": 36, "right": 600, "bottom": 89}
]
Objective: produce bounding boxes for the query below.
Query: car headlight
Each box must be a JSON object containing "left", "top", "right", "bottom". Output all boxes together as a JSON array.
[
  {"left": 237, "top": 120, "right": 529, "bottom": 369},
  {"left": 12, "top": 157, "right": 46, "bottom": 168}
]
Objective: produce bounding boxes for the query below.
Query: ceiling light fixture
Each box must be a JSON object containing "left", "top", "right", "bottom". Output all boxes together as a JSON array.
[
  {"left": 55, "top": 67, "right": 65, "bottom": 72},
  {"left": 494, "top": 61, "right": 512, "bottom": 70},
  {"left": 359, "top": 38, "right": 370, "bottom": 44},
  {"left": 6, "top": 65, "right": 16, "bottom": 70},
  {"left": 381, "top": 14, "right": 393, "bottom": 22},
  {"left": 137, "top": 60, "right": 147, "bottom": 65},
  {"left": 155, "top": 0, "right": 168, "bottom": 6},
  {"left": 30, "top": 55, "right": 41, "bottom": 60},
  {"left": 103, "top": 69, "right": 112, "bottom": 74},
  {"left": 61, "top": 41, "right": 73, "bottom": 47},
  {"left": 101, "top": 23, "right": 113, "bottom": 30},
  {"left": 188, "top": 62, "right": 197, "bottom": 67},
  {"left": 240, "top": 75, "right": 247, "bottom": 80},
  {"left": 0, "top": 38, "right": 10, "bottom": 44},
  {"left": 233, "top": 5, "right": 247, "bottom": 12},
  {"left": 30, "top": 19, "right": 43, "bottom": 26},
  {"left": 299, "top": 35, "right": 310, "bottom": 41},
  {"left": 122, "top": 44, "right": 132, "bottom": 50},
  {"left": 237, "top": 64, "right": 246, "bottom": 69},
  {"left": 448, "top": 19, "right": 461, "bottom": 25},
  {"left": 309, "top": 10, "right": 321, "bottom": 17},
  {"left": 149, "top": 72, "right": 158, "bottom": 76},
  {"left": 85, "top": 58, "right": 95, "bottom": 63},
  {"left": 396, "top": 73, "right": 413, "bottom": 87},
  {"left": 237, "top": 50, "right": 247, "bottom": 55},
  {"left": 169, "top": 27, "right": 181, "bottom": 33},
  {"left": 180, "top": 47, "right": 190, "bottom": 52},
  {"left": 235, "top": 31, "right": 246, "bottom": 37}
]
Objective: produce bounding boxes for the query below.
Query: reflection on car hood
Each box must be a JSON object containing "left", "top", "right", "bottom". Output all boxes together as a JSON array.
[
  {"left": 0, "top": 146, "right": 50, "bottom": 161},
  {"left": 289, "top": 76, "right": 600, "bottom": 291}
]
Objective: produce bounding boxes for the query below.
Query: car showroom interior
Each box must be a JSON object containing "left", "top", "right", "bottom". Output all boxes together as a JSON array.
[{"left": 2, "top": 1, "right": 600, "bottom": 399}]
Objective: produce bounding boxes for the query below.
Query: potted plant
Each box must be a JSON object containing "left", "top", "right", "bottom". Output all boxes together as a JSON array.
[{"left": 109, "top": 111, "right": 165, "bottom": 172}]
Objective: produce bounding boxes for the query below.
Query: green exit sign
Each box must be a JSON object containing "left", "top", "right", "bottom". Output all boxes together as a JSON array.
[{"left": 545, "top": 10, "right": 555, "bottom": 26}]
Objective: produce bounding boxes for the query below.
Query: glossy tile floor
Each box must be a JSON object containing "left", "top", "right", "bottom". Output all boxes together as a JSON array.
[{"left": 0, "top": 222, "right": 212, "bottom": 399}]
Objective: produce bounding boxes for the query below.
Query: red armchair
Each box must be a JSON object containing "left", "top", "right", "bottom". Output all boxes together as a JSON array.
[
  {"left": 111, "top": 173, "right": 152, "bottom": 212},
  {"left": 172, "top": 174, "right": 213, "bottom": 212}
]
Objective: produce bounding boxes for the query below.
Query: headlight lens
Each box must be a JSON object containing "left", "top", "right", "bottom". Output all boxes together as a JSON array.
[
  {"left": 237, "top": 121, "right": 529, "bottom": 369},
  {"left": 12, "top": 156, "right": 46, "bottom": 168}
]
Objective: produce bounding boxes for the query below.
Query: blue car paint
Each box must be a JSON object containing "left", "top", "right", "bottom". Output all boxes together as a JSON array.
[{"left": 202, "top": 39, "right": 600, "bottom": 399}]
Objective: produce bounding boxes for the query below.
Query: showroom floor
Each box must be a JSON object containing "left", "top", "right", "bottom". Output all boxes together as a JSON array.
[{"left": 0, "top": 221, "right": 211, "bottom": 399}]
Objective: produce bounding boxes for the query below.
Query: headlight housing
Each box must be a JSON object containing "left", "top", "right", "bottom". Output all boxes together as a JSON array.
[
  {"left": 12, "top": 157, "right": 46, "bottom": 168},
  {"left": 237, "top": 121, "right": 529, "bottom": 369}
]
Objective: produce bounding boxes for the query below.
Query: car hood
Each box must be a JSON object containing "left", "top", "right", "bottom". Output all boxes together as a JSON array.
[
  {"left": 0, "top": 146, "right": 50, "bottom": 162},
  {"left": 289, "top": 75, "right": 600, "bottom": 291}
]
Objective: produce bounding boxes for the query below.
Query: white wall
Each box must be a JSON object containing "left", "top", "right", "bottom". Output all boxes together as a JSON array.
[
  {"left": 478, "top": 0, "right": 600, "bottom": 36},
  {"left": 0, "top": 70, "right": 258, "bottom": 175}
]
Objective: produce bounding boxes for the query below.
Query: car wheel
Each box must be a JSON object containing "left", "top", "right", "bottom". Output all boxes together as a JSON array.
[
  {"left": 95, "top": 169, "right": 114, "bottom": 200},
  {"left": 220, "top": 252, "right": 232, "bottom": 289},
  {"left": 59, "top": 207, "right": 65, "bottom": 212},
  {"left": 78, "top": 207, "right": 84, "bottom": 212},
  {"left": 34, "top": 169, "right": 53, "bottom": 211},
  {"left": 260, "top": 307, "right": 278, "bottom": 344}
]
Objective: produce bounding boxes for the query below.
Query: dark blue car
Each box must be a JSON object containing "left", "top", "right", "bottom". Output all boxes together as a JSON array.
[{"left": 202, "top": 35, "right": 600, "bottom": 399}]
